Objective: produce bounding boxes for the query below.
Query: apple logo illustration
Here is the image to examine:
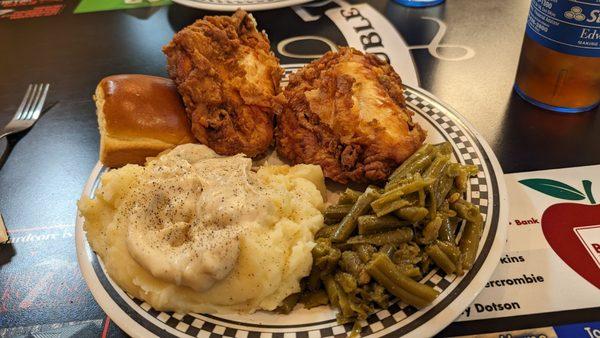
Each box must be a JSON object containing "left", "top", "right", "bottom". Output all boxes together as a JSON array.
[{"left": 520, "top": 179, "right": 600, "bottom": 289}]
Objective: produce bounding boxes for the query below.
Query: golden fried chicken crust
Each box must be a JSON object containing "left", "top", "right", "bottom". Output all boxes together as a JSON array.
[
  {"left": 163, "top": 10, "right": 283, "bottom": 157},
  {"left": 276, "top": 47, "right": 426, "bottom": 183}
]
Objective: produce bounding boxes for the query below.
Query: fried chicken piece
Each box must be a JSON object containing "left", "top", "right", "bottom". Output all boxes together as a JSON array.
[
  {"left": 163, "top": 10, "right": 283, "bottom": 157},
  {"left": 276, "top": 47, "right": 426, "bottom": 183}
]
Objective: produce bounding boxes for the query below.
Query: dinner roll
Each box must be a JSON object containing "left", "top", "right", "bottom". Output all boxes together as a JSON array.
[{"left": 95, "top": 74, "right": 196, "bottom": 167}]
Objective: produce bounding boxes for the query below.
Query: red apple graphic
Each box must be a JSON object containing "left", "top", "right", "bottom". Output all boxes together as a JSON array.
[{"left": 520, "top": 179, "right": 600, "bottom": 289}]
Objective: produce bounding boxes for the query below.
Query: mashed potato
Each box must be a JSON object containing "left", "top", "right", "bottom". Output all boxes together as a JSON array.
[{"left": 78, "top": 144, "right": 325, "bottom": 313}]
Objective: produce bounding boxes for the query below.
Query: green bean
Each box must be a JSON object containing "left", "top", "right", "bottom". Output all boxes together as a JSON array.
[
  {"left": 420, "top": 253, "right": 434, "bottom": 274},
  {"left": 385, "top": 175, "right": 416, "bottom": 192},
  {"left": 424, "top": 155, "right": 450, "bottom": 217},
  {"left": 443, "top": 209, "right": 458, "bottom": 218},
  {"left": 374, "top": 178, "right": 434, "bottom": 209},
  {"left": 367, "top": 185, "right": 385, "bottom": 195},
  {"left": 355, "top": 244, "right": 376, "bottom": 263},
  {"left": 276, "top": 293, "right": 300, "bottom": 314},
  {"left": 338, "top": 188, "right": 362, "bottom": 205},
  {"left": 371, "top": 199, "right": 412, "bottom": 217},
  {"left": 434, "top": 142, "right": 453, "bottom": 155},
  {"left": 379, "top": 244, "right": 396, "bottom": 258},
  {"left": 451, "top": 199, "right": 481, "bottom": 223},
  {"left": 465, "top": 164, "right": 479, "bottom": 175},
  {"left": 437, "top": 200, "right": 453, "bottom": 217},
  {"left": 332, "top": 282, "right": 354, "bottom": 319},
  {"left": 438, "top": 218, "right": 456, "bottom": 243},
  {"left": 448, "top": 163, "right": 465, "bottom": 178},
  {"left": 349, "top": 322, "right": 362, "bottom": 338},
  {"left": 421, "top": 216, "right": 443, "bottom": 244},
  {"left": 393, "top": 242, "right": 422, "bottom": 265},
  {"left": 367, "top": 265, "right": 430, "bottom": 308},
  {"left": 427, "top": 198, "right": 437, "bottom": 220},
  {"left": 358, "top": 215, "right": 410, "bottom": 235},
  {"left": 423, "top": 154, "right": 450, "bottom": 183},
  {"left": 437, "top": 240, "right": 461, "bottom": 265},
  {"left": 397, "top": 262, "right": 422, "bottom": 278},
  {"left": 312, "top": 239, "right": 341, "bottom": 276},
  {"left": 459, "top": 216, "right": 484, "bottom": 269},
  {"left": 455, "top": 171, "right": 469, "bottom": 193},
  {"left": 359, "top": 283, "right": 390, "bottom": 309},
  {"left": 434, "top": 173, "right": 454, "bottom": 207},
  {"left": 388, "top": 144, "right": 435, "bottom": 182},
  {"left": 324, "top": 276, "right": 359, "bottom": 324},
  {"left": 332, "top": 187, "right": 380, "bottom": 242},
  {"left": 308, "top": 140, "right": 485, "bottom": 323},
  {"left": 446, "top": 192, "right": 459, "bottom": 203},
  {"left": 425, "top": 244, "right": 456, "bottom": 275},
  {"left": 324, "top": 205, "right": 352, "bottom": 225},
  {"left": 394, "top": 207, "right": 429, "bottom": 223},
  {"left": 306, "top": 267, "right": 321, "bottom": 291},
  {"left": 447, "top": 164, "right": 478, "bottom": 177},
  {"left": 366, "top": 254, "right": 437, "bottom": 308},
  {"left": 402, "top": 193, "right": 420, "bottom": 206},
  {"left": 437, "top": 201, "right": 458, "bottom": 221},
  {"left": 333, "top": 242, "right": 354, "bottom": 251},
  {"left": 347, "top": 228, "right": 413, "bottom": 246},
  {"left": 312, "top": 239, "right": 331, "bottom": 259},
  {"left": 316, "top": 225, "right": 337, "bottom": 239},
  {"left": 322, "top": 275, "right": 341, "bottom": 308},
  {"left": 402, "top": 152, "right": 437, "bottom": 175},
  {"left": 418, "top": 188, "right": 426, "bottom": 207},
  {"left": 346, "top": 293, "right": 370, "bottom": 320},
  {"left": 300, "top": 290, "right": 329, "bottom": 309},
  {"left": 446, "top": 163, "right": 461, "bottom": 177},
  {"left": 368, "top": 254, "right": 439, "bottom": 302},
  {"left": 339, "top": 251, "right": 371, "bottom": 285},
  {"left": 335, "top": 272, "right": 358, "bottom": 293},
  {"left": 450, "top": 164, "right": 477, "bottom": 194}
]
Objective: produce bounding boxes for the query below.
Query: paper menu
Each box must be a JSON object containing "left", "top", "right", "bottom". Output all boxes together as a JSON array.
[{"left": 457, "top": 165, "right": 600, "bottom": 322}]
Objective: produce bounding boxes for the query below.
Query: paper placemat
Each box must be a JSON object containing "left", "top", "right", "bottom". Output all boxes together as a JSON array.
[{"left": 455, "top": 164, "right": 600, "bottom": 337}]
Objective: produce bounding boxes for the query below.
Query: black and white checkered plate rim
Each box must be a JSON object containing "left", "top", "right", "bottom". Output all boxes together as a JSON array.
[{"left": 75, "top": 84, "right": 508, "bottom": 338}]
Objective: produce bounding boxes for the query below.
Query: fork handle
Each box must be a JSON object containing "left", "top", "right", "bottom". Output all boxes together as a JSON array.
[{"left": 0, "top": 137, "right": 7, "bottom": 166}]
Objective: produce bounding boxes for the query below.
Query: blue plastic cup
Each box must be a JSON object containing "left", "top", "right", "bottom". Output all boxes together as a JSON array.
[{"left": 393, "top": 0, "right": 445, "bottom": 7}]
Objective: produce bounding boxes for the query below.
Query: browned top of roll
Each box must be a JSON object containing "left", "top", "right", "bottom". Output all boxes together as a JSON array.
[{"left": 98, "top": 74, "right": 196, "bottom": 145}]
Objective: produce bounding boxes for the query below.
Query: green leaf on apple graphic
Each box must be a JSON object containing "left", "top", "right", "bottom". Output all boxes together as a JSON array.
[{"left": 519, "top": 179, "right": 596, "bottom": 204}]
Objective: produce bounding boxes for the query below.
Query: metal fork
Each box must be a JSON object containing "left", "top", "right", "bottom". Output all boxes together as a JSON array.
[{"left": 0, "top": 83, "right": 50, "bottom": 139}]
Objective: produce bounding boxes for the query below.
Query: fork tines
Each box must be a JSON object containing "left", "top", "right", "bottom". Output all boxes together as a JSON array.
[{"left": 15, "top": 83, "right": 50, "bottom": 121}]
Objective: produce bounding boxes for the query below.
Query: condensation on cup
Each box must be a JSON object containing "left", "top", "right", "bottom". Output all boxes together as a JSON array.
[{"left": 514, "top": 0, "right": 600, "bottom": 113}]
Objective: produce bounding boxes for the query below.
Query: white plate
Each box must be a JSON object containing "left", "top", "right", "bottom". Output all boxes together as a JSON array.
[
  {"left": 76, "top": 84, "right": 508, "bottom": 338},
  {"left": 170, "top": 0, "right": 313, "bottom": 12}
]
